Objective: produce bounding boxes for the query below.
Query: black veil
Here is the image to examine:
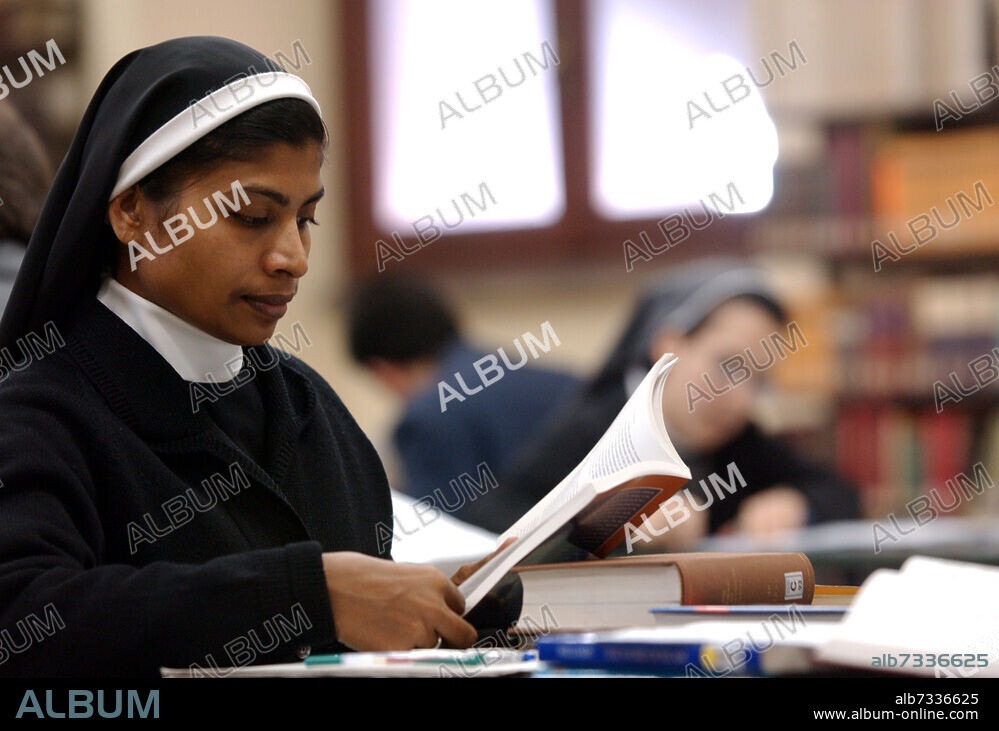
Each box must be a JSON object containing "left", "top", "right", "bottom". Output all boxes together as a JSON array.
[{"left": 0, "top": 36, "right": 319, "bottom": 349}]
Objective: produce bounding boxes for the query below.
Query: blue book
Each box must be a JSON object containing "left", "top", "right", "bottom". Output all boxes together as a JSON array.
[
  {"left": 536, "top": 624, "right": 823, "bottom": 676},
  {"left": 536, "top": 631, "right": 762, "bottom": 676}
]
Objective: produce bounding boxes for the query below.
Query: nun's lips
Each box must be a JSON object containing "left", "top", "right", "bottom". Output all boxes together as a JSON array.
[{"left": 242, "top": 293, "right": 294, "bottom": 319}]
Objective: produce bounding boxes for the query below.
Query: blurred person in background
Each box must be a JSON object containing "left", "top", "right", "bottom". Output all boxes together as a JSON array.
[
  {"left": 501, "top": 258, "right": 860, "bottom": 550},
  {"left": 0, "top": 103, "right": 52, "bottom": 313},
  {"left": 348, "top": 275, "right": 581, "bottom": 533}
]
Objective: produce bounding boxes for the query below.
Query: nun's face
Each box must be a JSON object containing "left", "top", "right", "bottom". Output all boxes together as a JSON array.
[
  {"left": 110, "top": 142, "right": 324, "bottom": 345},
  {"left": 654, "top": 299, "right": 781, "bottom": 450}
]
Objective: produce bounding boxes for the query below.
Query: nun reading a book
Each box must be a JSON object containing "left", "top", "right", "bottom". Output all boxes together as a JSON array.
[{"left": 0, "top": 37, "right": 498, "bottom": 678}]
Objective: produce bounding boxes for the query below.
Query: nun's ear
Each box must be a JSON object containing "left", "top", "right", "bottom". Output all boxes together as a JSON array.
[{"left": 107, "top": 186, "right": 145, "bottom": 244}]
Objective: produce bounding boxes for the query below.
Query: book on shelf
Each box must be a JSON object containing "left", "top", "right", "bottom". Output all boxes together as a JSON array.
[
  {"left": 870, "top": 127, "right": 999, "bottom": 254},
  {"left": 458, "top": 353, "right": 692, "bottom": 613},
  {"left": 836, "top": 404, "right": 975, "bottom": 517}
]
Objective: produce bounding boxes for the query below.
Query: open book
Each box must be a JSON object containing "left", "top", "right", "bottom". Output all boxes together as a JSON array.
[{"left": 460, "top": 353, "right": 692, "bottom": 612}]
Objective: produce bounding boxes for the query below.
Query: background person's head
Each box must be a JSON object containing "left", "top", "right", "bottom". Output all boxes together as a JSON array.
[
  {"left": 347, "top": 276, "right": 459, "bottom": 398},
  {"left": 106, "top": 97, "right": 327, "bottom": 346},
  {"left": 653, "top": 293, "right": 784, "bottom": 451},
  {"left": 0, "top": 103, "right": 53, "bottom": 245},
  {"left": 591, "top": 258, "right": 786, "bottom": 452}
]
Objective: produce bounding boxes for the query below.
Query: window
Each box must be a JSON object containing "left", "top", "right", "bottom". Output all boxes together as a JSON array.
[
  {"left": 368, "top": 0, "right": 565, "bottom": 232},
  {"left": 589, "top": 0, "right": 776, "bottom": 218},
  {"left": 342, "top": 0, "right": 776, "bottom": 274}
]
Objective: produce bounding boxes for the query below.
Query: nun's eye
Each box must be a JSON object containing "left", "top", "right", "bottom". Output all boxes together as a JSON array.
[{"left": 236, "top": 214, "right": 269, "bottom": 227}]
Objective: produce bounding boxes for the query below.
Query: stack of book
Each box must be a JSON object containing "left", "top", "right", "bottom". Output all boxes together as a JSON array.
[
  {"left": 513, "top": 551, "right": 831, "bottom": 632},
  {"left": 529, "top": 556, "right": 999, "bottom": 677},
  {"left": 509, "top": 551, "right": 853, "bottom": 677}
]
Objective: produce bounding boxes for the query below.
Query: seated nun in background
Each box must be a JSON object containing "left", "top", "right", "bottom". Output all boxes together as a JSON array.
[
  {"left": 0, "top": 103, "right": 52, "bottom": 314},
  {"left": 500, "top": 258, "right": 860, "bottom": 551},
  {"left": 0, "top": 36, "right": 501, "bottom": 679}
]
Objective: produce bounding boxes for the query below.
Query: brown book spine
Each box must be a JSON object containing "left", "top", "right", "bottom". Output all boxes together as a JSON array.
[{"left": 674, "top": 553, "right": 815, "bottom": 605}]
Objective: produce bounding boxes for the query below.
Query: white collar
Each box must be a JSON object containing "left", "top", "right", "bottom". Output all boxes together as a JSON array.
[{"left": 96, "top": 276, "right": 244, "bottom": 383}]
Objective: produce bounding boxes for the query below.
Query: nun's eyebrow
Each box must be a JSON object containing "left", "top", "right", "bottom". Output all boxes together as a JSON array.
[{"left": 242, "top": 186, "right": 325, "bottom": 207}]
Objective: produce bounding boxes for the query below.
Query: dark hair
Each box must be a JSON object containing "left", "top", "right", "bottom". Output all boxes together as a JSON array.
[
  {"left": 0, "top": 104, "right": 53, "bottom": 244},
  {"left": 138, "top": 97, "right": 327, "bottom": 203},
  {"left": 347, "top": 277, "right": 459, "bottom": 364},
  {"left": 103, "top": 97, "right": 326, "bottom": 275}
]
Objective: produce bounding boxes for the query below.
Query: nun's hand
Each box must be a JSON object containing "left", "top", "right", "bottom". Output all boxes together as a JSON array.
[
  {"left": 450, "top": 537, "right": 516, "bottom": 587},
  {"left": 321, "top": 552, "right": 477, "bottom": 651}
]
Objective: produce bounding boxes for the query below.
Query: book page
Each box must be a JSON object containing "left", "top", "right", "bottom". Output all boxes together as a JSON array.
[
  {"left": 499, "top": 353, "right": 686, "bottom": 543},
  {"left": 459, "top": 353, "right": 691, "bottom": 612},
  {"left": 816, "top": 558, "right": 999, "bottom": 676}
]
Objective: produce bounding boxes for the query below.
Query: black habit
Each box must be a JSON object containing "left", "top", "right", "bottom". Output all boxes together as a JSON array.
[
  {"left": 0, "top": 293, "right": 391, "bottom": 677},
  {"left": 0, "top": 37, "right": 392, "bottom": 678}
]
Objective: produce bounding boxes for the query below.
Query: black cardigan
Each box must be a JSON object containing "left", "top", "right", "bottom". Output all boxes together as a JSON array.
[{"left": 0, "top": 297, "right": 392, "bottom": 677}]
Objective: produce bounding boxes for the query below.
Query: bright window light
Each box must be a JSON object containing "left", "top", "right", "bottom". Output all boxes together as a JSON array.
[
  {"left": 369, "top": 0, "right": 565, "bottom": 233},
  {"left": 589, "top": 0, "right": 778, "bottom": 219}
]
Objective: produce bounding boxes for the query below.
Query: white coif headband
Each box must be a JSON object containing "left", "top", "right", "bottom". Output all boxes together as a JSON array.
[{"left": 109, "top": 71, "right": 322, "bottom": 201}]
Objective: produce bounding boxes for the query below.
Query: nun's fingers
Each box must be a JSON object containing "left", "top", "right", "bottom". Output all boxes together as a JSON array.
[
  {"left": 429, "top": 603, "right": 479, "bottom": 649},
  {"left": 450, "top": 536, "right": 516, "bottom": 587}
]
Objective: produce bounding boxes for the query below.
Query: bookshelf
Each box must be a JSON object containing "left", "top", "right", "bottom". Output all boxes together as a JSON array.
[{"left": 752, "top": 121, "right": 999, "bottom": 521}]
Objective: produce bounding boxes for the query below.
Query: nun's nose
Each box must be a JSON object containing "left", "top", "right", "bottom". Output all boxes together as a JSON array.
[{"left": 264, "top": 223, "right": 309, "bottom": 278}]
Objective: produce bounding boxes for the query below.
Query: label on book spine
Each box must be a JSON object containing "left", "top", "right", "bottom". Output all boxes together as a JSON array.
[{"left": 784, "top": 571, "right": 804, "bottom": 600}]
